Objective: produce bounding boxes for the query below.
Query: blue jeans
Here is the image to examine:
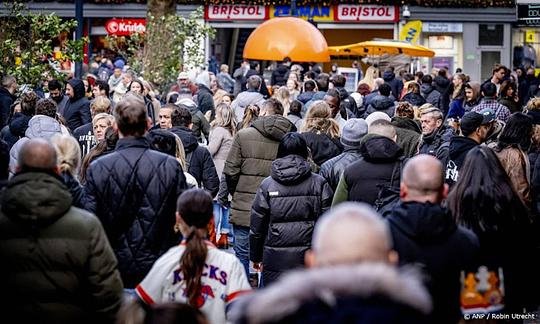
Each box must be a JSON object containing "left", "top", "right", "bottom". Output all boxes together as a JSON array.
[{"left": 233, "top": 224, "right": 250, "bottom": 277}]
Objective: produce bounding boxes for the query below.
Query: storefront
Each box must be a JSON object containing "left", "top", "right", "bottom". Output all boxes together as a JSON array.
[
  {"left": 513, "top": 1, "right": 540, "bottom": 70},
  {"left": 204, "top": 4, "right": 399, "bottom": 71}
]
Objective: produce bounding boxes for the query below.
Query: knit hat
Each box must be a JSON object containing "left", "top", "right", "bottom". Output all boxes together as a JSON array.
[
  {"left": 195, "top": 71, "right": 211, "bottom": 89},
  {"left": 365, "top": 111, "right": 391, "bottom": 127},
  {"left": 341, "top": 118, "right": 368, "bottom": 149}
]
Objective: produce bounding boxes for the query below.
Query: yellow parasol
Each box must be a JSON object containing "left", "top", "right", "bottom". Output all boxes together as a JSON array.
[{"left": 328, "top": 40, "right": 435, "bottom": 58}]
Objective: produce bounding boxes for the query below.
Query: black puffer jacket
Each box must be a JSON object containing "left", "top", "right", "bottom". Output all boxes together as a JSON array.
[
  {"left": 401, "top": 92, "right": 426, "bottom": 107},
  {"left": 341, "top": 136, "right": 403, "bottom": 205},
  {"left": 0, "top": 87, "right": 15, "bottom": 127},
  {"left": 301, "top": 132, "right": 343, "bottom": 167},
  {"left": 64, "top": 79, "right": 92, "bottom": 131},
  {"left": 319, "top": 148, "right": 362, "bottom": 191},
  {"left": 196, "top": 84, "right": 215, "bottom": 116},
  {"left": 383, "top": 71, "right": 404, "bottom": 100},
  {"left": 388, "top": 202, "right": 479, "bottom": 324},
  {"left": 421, "top": 83, "right": 441, "bottom": 108},
  {"left": 365, "top": 95, "right": 395, "bottom": 118},
  {"left": 0, "top": 113, "right": 31, "bottom": 148},
  {"left": 271, "top": 64, "right": 289, "bottom": 86},
  {"left": 250, "top": 155, "right": 333, "bottom": 286},
  {"left": 418, "top": 125, "right": 455, "bottom": 156},
  {"left": 62, "top": 171, "right": 84, "bottom": 208},
  {"left": 83, "top": 137, "right": 186, "bottom": 288},
  {"left": 170, "top": 126, "right": 219, "bottom": 197},
  {"left": 337, "top": 87, "right": 360, "bottom": 118},
  {"left": 434, "top": 76, "right": 451, "bottom": 113}
]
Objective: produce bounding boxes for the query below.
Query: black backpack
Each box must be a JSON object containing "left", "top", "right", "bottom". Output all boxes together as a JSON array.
[{"left": 374, "top": 157, "right": 405, "bottom": 217}]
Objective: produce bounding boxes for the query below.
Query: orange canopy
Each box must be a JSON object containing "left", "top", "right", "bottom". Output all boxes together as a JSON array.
[{"left": 243, "top": 17, "right": 330, "bottom": 62}]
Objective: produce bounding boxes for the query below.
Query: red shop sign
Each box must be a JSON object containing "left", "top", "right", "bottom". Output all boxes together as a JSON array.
[
  {"left": 204, "top": 5, "right": 269, "bottom": 21},
  {"left": 335, "top": 5, "right": 399, "bottom": 23},
  {"left": 105, "top": 18, "right": 146, "bottom": 36}
]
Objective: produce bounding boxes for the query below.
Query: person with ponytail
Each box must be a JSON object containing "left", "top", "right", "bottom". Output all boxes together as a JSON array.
[
  {"left": 50, "top": 133, "right": 84, "bottom": 208},
  {"left": 136, "top": 189, "right": 251, "bottom": 324}
]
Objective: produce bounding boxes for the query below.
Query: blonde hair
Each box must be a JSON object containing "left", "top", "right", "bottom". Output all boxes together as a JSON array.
[
  {"left": 526, "top": 97, "right": 540, "bottom": 112},
  {"left": 301, "top": 100, "right": 340, "bottom": 138},
  {"left": 92, "top": 113, "right": 115, "bottom": 129},
  {"left": 360, "top": 66, "right": 379, "bottom": 90},
  {"left": 90, "top": 96, "right": 111, "bottom": 115},
  {"left": 50, "top": 134, "right": 81, "bottom": 176},
  {"left": 174, "top": 134, "right": 187, "bottom": 170},
  {"left": 211, "top": 103, "right": 236, "bottom": 136},
  {"left": 241, "top": 104, "right": 259, "bottom": 129},
  {"left": 273, "top": 86, "right": 291, "bottom": 116}
]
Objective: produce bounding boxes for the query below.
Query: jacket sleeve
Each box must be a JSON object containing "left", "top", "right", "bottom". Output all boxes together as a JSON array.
[
  {"left": 224, "top": 133, "right": 242, "bottom": 195},
  {"left": 320, "top": 179, "right": 334, "bottom": 214},
  {"left": 207, "top": 128, "right": 223, "bottom": 157},
  {"left": 0, "top": 96, "right": 12, "bottom": 127},
  {"left": 86, "top": 214, "right": 123, "bottom": 321},
  {"left": 332, "top": 174, "right": 349, "bottom": 206},
  {"left": 80, "top": 101, "right": 92, "bottom": 125},
  {"left": 200, "top": 147, "right": 219, "bottom": 197},
  {"left": 200, "top": 112, "right": 211, "bottom": 142},
  {"left": 82, "top": 165, "right": 99, "bottom": 213},
  {"left": 250, "top": 182, "right": 270, "bottom": 263},
  {"left": 199, "top": 92, "right": 215, "bottom": 115}
]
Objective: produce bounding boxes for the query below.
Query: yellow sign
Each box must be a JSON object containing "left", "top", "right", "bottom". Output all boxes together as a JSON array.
[
  {"left": 400, "top": 20, "right": 422, "bottom": 44},
  {"left": 526, "top": 30, "right": 535, "bottom": 43},
  {"left": 270, "top": 5, "right": 334, "bottom": 22}
]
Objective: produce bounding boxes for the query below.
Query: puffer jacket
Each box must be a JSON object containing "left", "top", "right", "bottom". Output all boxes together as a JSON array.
[
  {"left": 83, "top": 137, "right": 187, "bottom": 288},
  {"left": 418, "top": 125, "right": 455, "bottom": 156},
  {"left": 271, "top": 64, "right": 289, "bottom": 86},
  {"left": 434, "top": 76, "right": 451, "bottom": 113},
  {"left": 421, "top": 83, "right": 441, "bottom": 108},
  {"left": 319, "top": 148, "right": 362, "bottom": 191},
  {"left": 365, "top": 95, "right": 396, "bottom": 118},
  {"left": 0, "top": 172, "right": 123, "bottom": 323},
  {"left": 224, "top": 115, "right": 295, "bottom": 227},
  {"left": 63, "top": 79, "right": 91, "bottom": 131},
  {"left": 250, "top": 155, "right": 333, "bottom": 285},
  {"left": 9, "top": 115, "right": 63, "bottom": 174},
  {"left": 401, "top": 92, "right": 426, "bottom": 107},
  {"left": 170, "top": 126, "right": 219, "bottom": 197},
  {"left": 232, "top": 90, "right": 265, "bottom": 123},
  {"left": 0, "top": 112, "right": 31, "bottom": 148},
  {"left": 196, "top": 83, "right": 215, "bottom": 115},
  {"left": 383, "top": 71, "right": 404, "bottom": 100},
  {"left": 301, "top": 131, "right": 343, "bottom": 167}
]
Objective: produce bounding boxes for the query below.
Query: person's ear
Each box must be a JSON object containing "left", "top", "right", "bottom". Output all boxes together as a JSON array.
[
  {"left": 388, "top": 250, "right": 399, "bottom": 266},
  {"left": 146, "top": 117, "right": 152, "bottom": 131},
  {"left": 400, "top": 182, "right": 407, "bottom": 199},
  {"left": 305, "top": 250, "right": 316, "bottom": 268},
  {"left": 436, "top": 119, "right": 443, "bottom": 128},
  {"left": 441, "top": 183, "right": 449, "bottom": 200},
  {"left": 53, "top": 166, "right": 61, "bottom": 176},
  {"left": 188, "top": 123, "right": 193, "bottom": 130}
]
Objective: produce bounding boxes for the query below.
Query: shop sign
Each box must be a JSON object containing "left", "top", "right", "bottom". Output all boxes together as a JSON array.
[
  {"left": 205, "top": 5, "right": 268, "bottom": 21},
  {"left": 422, "top": 22, "right": 463, "bottom": 33},
  {"left": 517, "top": 4, "right": 540, "bottom": 27},
  {"left": 400, "top": 20, "right": 422, "bottom": 44},
  {"left": 335, "top": 5, "right": 399, "bottom": 23},
  {"left": 270, "top": 5, "right": 334, "bottom": 22},
  {"left": 105, "top": 18, "right": 145, "bottom": 36},
  {"left": 526, "top": 30, "right": 536, "bottom": 43}
]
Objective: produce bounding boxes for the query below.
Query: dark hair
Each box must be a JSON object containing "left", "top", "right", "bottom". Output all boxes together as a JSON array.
[
  {"left": 35, "top": 98, "right": 57, "bottom": 118},
  {"left": 499, "top": 80, "right": 516, "bottom": 99},
  {"left": 277, "top": 132, "right": 309, "bottom": 159},
  {"left": 94, "top": 79, "right": 110, "bottom": 97},
  {"left": 147, "top": 129, "right": 177, "bottom": 157},
  {"left": 176, "top": 189, "right": 214, "bottom": 308},
  {"left": 481, "top": 82, "right": 497, "bottom": 98},
  {"left": 495, "top": 112, "right": 533, "bottom": 152},
  {"left": 262, "top": 98, "right": 284, "bottom": 116},
  {"left": 80, "top": 127, "right": 118, "bottom": 182},
  {"left": 315, "top": 73, "right": 330, "bottom": 92},
  {"left": 304, "top": 80, "right": 316, "bottom": 92},
  {"left": 48, "top": 79, "right": 63, "bottom": 91},
  {"left": 128, "top": 79, "right": 145, "bottom": 94},
  {"left": 379, "top": 83, "right": 392, "bottom": 97},
  {"left": 0, "top": 139, "right": 9, "bottom": 180},
  {"left": 325, "top": 88, "right": 341, "bottom": 104},
  {"left": 289, "top": 100, "right": 303, "bottom": 115},
  {"left": 447, "top": 146, "right": 529, "bottom": 232},
  {"left": 114, "top": 95, "right": 148, "bottom": 137},
  {"left": 171, "top": 105, "right": 192, "bottom": 127},
  {"left": 304, "top": 71, "right": 317, "bottom": 80},
  {"left": 20, "top": 91, "right": 38, "bottom": 116},
  {"left": 403, "top": 73, "right": 415, "bottom": 82},
  {"left": 144, "top": 303, "right": 207, "bottom": 324},
  {"left": 249, "top": 61, "right": 260, "bottom": 70},
  {"left": 422, "top": 75, "right": 433, "bottom": 84},
  {"left": 415, "top": 71, "right": 424, "bottom": 80},
  {"left": 331, "top": 74, "right": 346, "bottom": 87}
]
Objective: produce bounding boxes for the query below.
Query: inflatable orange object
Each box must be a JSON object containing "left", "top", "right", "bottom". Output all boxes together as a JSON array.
[{"left": 243, "top": 17, "right": 330, "bottom": 62}]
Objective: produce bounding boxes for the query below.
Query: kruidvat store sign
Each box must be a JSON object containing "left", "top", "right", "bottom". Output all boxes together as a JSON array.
[
  {"left": 204, "top": 4, "right": 398, "bottom": 23},
  {"left": 517, "top": 3, "right": 540, "bottom": 27}
]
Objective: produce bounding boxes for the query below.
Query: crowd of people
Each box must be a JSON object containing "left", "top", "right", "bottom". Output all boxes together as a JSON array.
[{"left": 1, "top": 56, "right": 540, "bottom": 323}]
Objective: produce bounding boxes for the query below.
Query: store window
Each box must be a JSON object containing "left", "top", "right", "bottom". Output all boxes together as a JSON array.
[{"left": 479, "top": 24, "right": 504, "bottom": 46}]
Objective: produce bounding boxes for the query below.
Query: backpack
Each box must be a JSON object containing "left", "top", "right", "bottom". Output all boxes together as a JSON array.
[{"left": 374, "top": 157, "right": 404, "bottom": 217}]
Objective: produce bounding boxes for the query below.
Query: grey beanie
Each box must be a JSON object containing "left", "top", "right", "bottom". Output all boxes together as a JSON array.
[{"left": 341, "top": 118, "right": 368, "bottom": 148}]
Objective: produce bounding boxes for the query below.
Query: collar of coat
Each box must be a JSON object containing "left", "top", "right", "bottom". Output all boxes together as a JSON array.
[
  {"left": 115, "top": 136, "right": 150, "bottom": 151},
  {"left": 229, "top": 262, "right": 432, "bottom": 324}
]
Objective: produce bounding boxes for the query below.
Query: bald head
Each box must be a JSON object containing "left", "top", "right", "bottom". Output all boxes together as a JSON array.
[
  {"left": 17, "top": 138, "right": 58, "bottom": 173},
  {"left": 401, "top": 154, "right": 446, "bottom": 203},
  {"left": 309, "top": 203, "right": 395, "bottom": 267}
]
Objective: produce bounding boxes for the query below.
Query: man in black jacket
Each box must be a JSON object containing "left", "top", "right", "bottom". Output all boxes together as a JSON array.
[
  {"left": 83, "top": 94, "right": 187, "bottom": 288},
  {"left": 169, "top": 105, "right": 219, "bottom": 197},
  {"left": 0, "top": 75, "right": 17, "bottom": 127},
  {"left": 387, "top": 154, "right": 479, "bottom": 324},
  {"left": 271, "top": 57, "right": 291, "bottom": 86},
  {"left": 330, "top": 74, "right": 359, "bottom": 118},
  {"left": 64, "top": 79, "right": 92, "bottom": 131}
]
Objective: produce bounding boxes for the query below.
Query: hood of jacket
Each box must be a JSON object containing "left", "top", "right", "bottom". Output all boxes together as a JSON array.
[
  {"left": 402, "top": 92, "right": 426, "bottom": 106},
  {"left": 391, "top": 116, "right": 421, "bottom": 134},
  {"left": 433, "top": 76, "right": 450, "bottom": 92},
  {"left": 9, "top": 113, "right": 32, "bottom": 137},
  {"left": 449, "top": 136, "right": 478, "bottom": 158},
  {"left": 466, "top": 81, "right": 481, "bottom": 101},
  {"left": 383, "top": 71, "right": 396, "bottom": 82},
  {"left": 1, "top": 172, "right": 72, "bottom": 226},
  {"left": 252, "top": 115, "right": 295, "bottom": 141},
  {"left": 230, "top": 262, "right": 432, "bottom": 324},
  {"left": 271, "top": 155, "right": 311, "bottom": 184},
  {"left": 389, "top": 202, "right": 457, "bottom": 243},
  {"left": 24, "top": 115, "right": 62, "bottom": 139},
  {"left": 337, "top": 87, "right": 350, "bottom": 101},
  {"left": 171, "top": 126, "right": 198, "bottom": 153},
  {"left": 360, "top": 135, "right": 403, "bottom": 162},
  {"left": 420, "top": 83, "right": 435, "bottom": 96},
  {"left": 67, "top": 79, "right": 86, "bottom": 102},
  {"left": 370, "top": 95, "right": 395, "bottom": 111},
  {"left": 235, "top": 90, "right": 264, "bottom": 108}
]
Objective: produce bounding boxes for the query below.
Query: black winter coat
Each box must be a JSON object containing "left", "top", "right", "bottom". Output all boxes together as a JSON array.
[
  {"left": 64, "top": 79, "right": 92, "bottom": 131},
  {"left": 418, "top": 125, "right": 454, "bottom": 156},
  {"left": 271, "top": 64, "right": 289, "bottom": 86},
  {"left": 319, "top": 148, "right": 362, "bottom": 191},
  {"left": 342, "top": 136, "right": 403, "bottom": 205},
  {"left": 337, "top": 87, "right": 360, "bottom": 118},
  {"left": 365, "top": 95, "right": 395, "bottom": 118},
  {"left": 401, "top": 92, "right": 426, "bottom": 107},
  {"left": 0, "top": 113, "right": 31, "bottom": 148},
  {"left": 196, "top": 84, "right": 215, "bottom": 115},
  {"left": 433, "top": 76, "right": 451, "bottom": 114},
  {"left": 62, "top": 171, "right": 84, "bottom": 208},
  {"left": 444, "top": 136, "right": 478, "bottom": 186},
  {"left": 83, "top": 137, "right": 186, "bottom": 288},
  {"left": 383, "top": 71, "right": 404, "bottom": 100},
  {"left": 421, "top": 83, "right": 441, "bottom": 108},
  {"left": 250, "top": 155, "right": 333, "bottom": 286},
  {"left": 0, "top": 87, "right": 15, "bottom": 128},
  {"left": 301, "top": 131, "right": 343, "bottom": 167},
  {"left": 388, "top": 202, "right": 479, "bottom": 324},
  {"left": 170, "top": 126, "right": 219, "bottom": 197}
]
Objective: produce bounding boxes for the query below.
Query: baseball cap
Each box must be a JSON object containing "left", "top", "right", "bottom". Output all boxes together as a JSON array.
[
  {"left": 177, "top": 71, "right": 188, "bottom": 80},
  {"left": 478, "top": 108, "right": 495, "bottom": 124},
  {"left": 460, "top": 112, "right": 488, "bottom": 136}
]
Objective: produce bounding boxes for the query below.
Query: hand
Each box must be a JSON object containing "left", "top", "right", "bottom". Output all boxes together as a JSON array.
[{"left": 252, "top": 262, "right": 263, "bottom": 272}]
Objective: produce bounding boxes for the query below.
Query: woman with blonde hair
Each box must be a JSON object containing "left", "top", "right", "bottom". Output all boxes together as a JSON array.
[
  {"left": 300, "top": 100, "right": 343, "bottom": 167},
  {"left": 208, "top": 103, "right": 236, "bottom": 177},
  {"left": 238, "top": 104, "right": 259, "bottom": 130},
  {"left": 286, "top": 79, "right": 300, "bottom": 101},
  {"left": 359, "top": 66, "right": 379, "bottom": 90},
  {"left": 92, "top": 113, "right": 115, "bottom": 143},
  {"left": 273, "top": 86, "right": 291, "bottom": 116},
  {"left": 50, "top": 134, "right": 84, "bottom": 207}
]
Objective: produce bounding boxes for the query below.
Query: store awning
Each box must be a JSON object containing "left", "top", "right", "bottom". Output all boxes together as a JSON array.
[
  {"left": 243, "top": 17, "right": 330, "bottom": 62},
  {"left": 328, "top": 40, "right": 436, "bottom": 58}
]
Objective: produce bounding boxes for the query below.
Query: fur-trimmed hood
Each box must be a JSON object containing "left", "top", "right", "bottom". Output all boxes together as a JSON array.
[{"left": 230, "top": 262, "right": 432, "bottom": 324}]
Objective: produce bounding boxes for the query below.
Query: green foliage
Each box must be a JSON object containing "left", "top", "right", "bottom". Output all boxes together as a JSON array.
[
  {"left": 0, "top": 1, "right": 87, "bottom": 88},
  {"left": 105, "top": 32, "right": 145, "bottom": 75}
]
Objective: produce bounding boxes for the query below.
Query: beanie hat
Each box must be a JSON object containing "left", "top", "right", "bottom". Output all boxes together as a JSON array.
[
  {"left": 341, "top": 118, "right": 368, "bottom": 149},
  {"left": 365, "top": 111, "right": 391, "bottom": 127},
  {"left": 195, "top": 71, "right": 211, "bottom": 89}
]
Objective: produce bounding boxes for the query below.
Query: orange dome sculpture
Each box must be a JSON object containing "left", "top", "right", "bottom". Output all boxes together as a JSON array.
[{"left": 243, "top": 17, "right": 330, "bottom": 62}]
